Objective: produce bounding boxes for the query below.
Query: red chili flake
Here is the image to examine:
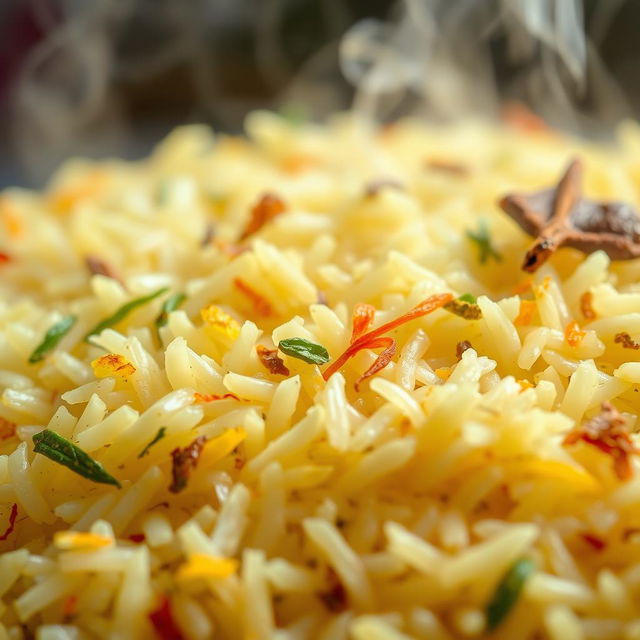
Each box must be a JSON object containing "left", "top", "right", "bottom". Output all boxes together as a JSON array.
[
  {"left": 456, "top": 340, "right": 473, "bottom": 360},
  {"left": 580, "top": 291, "right": 597, "bottom": 320},
  {"left": 148, "top": 595, "right": 185, "bottom": 640},
  {"left": 614, "top": 332, "right": 640, "bottom": 350},
  {"left": 256, "top": 345, "right": 290, "bottom": 376},
  {"left": 323, "top": 293, "right": 453, "bottom": 388},
  {"left": 239, "top": 193, "right": 286, "bottom": 241},
  {"left": 564, "top": 402, "right": 639, "bottom": 481},
  {"left": 193, "top": 392, "right": 241, "bottom": 403},
  {"left": 0, "top": 252, "right": 10, "bottom": 264},
  {"left": 581, "top": 533, "right": 606, "bottom": 551},
  {"left": 0, "top": 503, "right": 18, "bottom": 541},
  {"left": 169, "top": 436, "right": 208, "bottom": 493},
  {"left": 233, "top": 278, "right": 273, "bottom": 317},
  {"left": 317, "top": 568, "right": 348, "bottom": 613},
  {"left": 62, "top": 595, "right": 78, "bottom": 620},
  {"left": 85, "top": 256, "right": 124, "bottom": 286},
  {"left": 0, "top": 417, "right": 17, "bottom": 441},
  {"left": 129, "top": 533, "right": 146, "bottom": 543},
  {"left": 425, "top": 159, "right": 469, "bottom": 177}
]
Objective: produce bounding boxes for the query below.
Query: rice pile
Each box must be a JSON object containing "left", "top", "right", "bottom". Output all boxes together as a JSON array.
[{"left": 2, "top": 111, "right": 640, "bottom": 640}]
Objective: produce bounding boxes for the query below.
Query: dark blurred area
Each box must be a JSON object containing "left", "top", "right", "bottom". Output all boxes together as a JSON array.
[{"left": 0, "top": 0, "right": 639, "bottom": 188}]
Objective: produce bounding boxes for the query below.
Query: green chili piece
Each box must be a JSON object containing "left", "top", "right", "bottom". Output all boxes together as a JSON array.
[
  {"left": 485, "top": 557, "right": 535, "bottom": 631},
  {"left": 84, "top": 287, "right": 169, "bottom": 342},
  {"left": 29, "top": 315, "right": 77, "bottom": 363},
  {"left": 32, "top": 429, "right": 120, "bottom": 488},
  {"left": 155, "top": 293, "right": 186, "bottom": 330},
  {"left": 138, "top": 427, "right": 167, "bottom": 459}
]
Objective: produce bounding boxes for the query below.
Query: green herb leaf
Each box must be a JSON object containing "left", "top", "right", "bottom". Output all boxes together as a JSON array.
[
  {"left": 157, "top": 179, "right": 171, "bottom": 205},
  {"left": 138, "top": 427, "right": 167, "bottom": 459},
  {"left": 155, "top": 293, "right": 186, "bottom": 330},
  {"left": 485, "top": 557, "right": 535, "bottom": 631},
  {"left": 84, "top": 287, "right": 169, "bottom": 342},
  {"left": 28, "top": 315, "right": 77, "bottom": 363},
  {"left": 278, "top": 337, "right": 330, "bottom": 365},
  {"left": 444, "top": 294, "right": 482, "bottom": 320},
  {"left": 278, "top": 103, "right": 308, "bottom": 126},
  {"left": 32, "top": 429, "right": 121, "bottom": 488},
  {"left": 466, "top": 219, "right": 502, "bottom": 264}
]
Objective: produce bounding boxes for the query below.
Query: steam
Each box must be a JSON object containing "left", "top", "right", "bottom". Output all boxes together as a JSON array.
[
  {"left": 8, "top": 0, "right": 633, "bottom": 185},
  {"left": 338, "top": 0, "right": 629, "bottom": 132}
]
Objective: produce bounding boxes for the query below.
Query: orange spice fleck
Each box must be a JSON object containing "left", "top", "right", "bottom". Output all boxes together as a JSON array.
[
  {"left": 239, "top": 193, "right": 286, "bottom": 241},
  {"left": 0, "top": 252, "right": 10, "bottom": 264},
  {"left": 512, "top": 279, "right": 533, "bottom": 295},
  {"left": 233, "top": 278, "right": 273, "bottom": 317},
  {"left": 213, "top": 239, "right": 248, "bottom": 258},
  {"left": 0, "top": 198, "right": 23, "bottom": 238},
  {"left": 501, "top": 101, "right": 550, "bottom": 133},
  {"left": 514, "top": 300, "right": 536, "bottom": 326},
  {"left": 0, "top": 417, "right": 16, "bottom": 441},
  {"left": 62, "top": 595, "right": 78, "bottom": 620},
  {"left": 398, "top": 419, "right": 412, "bottom": 437},
  {"left": 91, "top": 354, "right": 136, "bottom": 379},
  {"left": 580, "top": 291, "right": 597, "bottom": 320},
  {"left": 565, "top": 321, "right": 586, "bottom": 348},
  {"left": 281, "top": 154, "right": 319, "bottom": 175}
]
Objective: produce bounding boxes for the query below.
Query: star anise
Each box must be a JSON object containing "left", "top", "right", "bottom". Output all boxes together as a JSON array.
[{"left": 500, "top": 158, "right": 640, "bottom": 272}]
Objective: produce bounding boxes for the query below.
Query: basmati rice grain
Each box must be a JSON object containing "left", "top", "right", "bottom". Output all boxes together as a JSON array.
[{"left": 544, "top": 604, "right": 585, "bottom": 640}]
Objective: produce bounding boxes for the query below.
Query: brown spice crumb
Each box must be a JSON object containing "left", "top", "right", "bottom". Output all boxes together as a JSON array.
[
  {"left": 85, "top": 256, "right": 124, "bottom": 286},
  {"left": 564, "top": 402, "right": 638, "bottom": 481},
  {"left": 425, "top": 159, "right": 469, "bottom": 177},
  {"left": 200, "top": 223, "right": 215, "bottom": 247},
  {"left": 317, "top": 568, "right": 348, "bottom": 613},
  {"left": 456, "top": 340, "right": 473, "bottom": 360},
  {"left": 169, "top": 436, "right": 208, "bottom": 493},
  {"left": 256, "top": 345, "right": 290, "bottom": 376},
  {"left": 364, "top": 178, "right": 404, "bottom": 197},
  {"left": 614, "top": 332, "right": 640, "bottom": 350}
]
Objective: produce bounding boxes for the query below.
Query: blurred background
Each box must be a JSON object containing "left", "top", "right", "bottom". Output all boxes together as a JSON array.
[{"left": 0, "top": 0, "right": 639, "bottom": 188}]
